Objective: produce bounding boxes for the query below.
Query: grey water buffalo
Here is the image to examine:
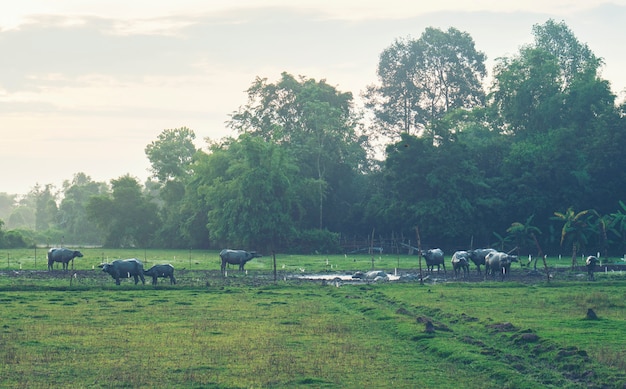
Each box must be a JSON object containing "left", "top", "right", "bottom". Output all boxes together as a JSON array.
[
  {"left": 219, "top": 249, "right": 262, "bottom": 275},
  {"left": 451, "top": 251, "right": 470, "bottom": 279},
  {"left": 468, "top": 248, "right": 496, "bottom": 275},
  {"left": 485, "top": 251, "right": 518, "bottom": 281},
  {"left": 144, "top": 264, "right": 176, "bottom": 285},
  {"left": 586, "top": 256, "right": 599, "bottom": 280},
  {"left": 421, "top": 248, "right": 446, "bottom": 274},
  {"left": 99, "top": 258, "right": 145, "bottom": 285},
  {"left": 47, "top": 248, "right": 83, "bottom": 271}
]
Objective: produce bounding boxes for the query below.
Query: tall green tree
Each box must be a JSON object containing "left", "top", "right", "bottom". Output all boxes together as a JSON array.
[
  {"left": 200, "top": 135, "right": 303, "bottom": 250},
  {"left": 364, "top": 27, "right": 486, "bottom": 140},
  {"left": 144, "top": 127, "right": 199, "bottom": 248},
  {"left": 228, "top": 72, "right": 368, "bottom": 231},
  {"left": 532, "top": 19, "right": 602, "bottom": 88},
  {"left": 486, "top": 18, "right": 620, "bottom": 252},
  {"left": 490, "top": 19, "right": 607, "bottom": 139},
  {"left": 145, "top": 127, "right": 197, "bottom": 183}
]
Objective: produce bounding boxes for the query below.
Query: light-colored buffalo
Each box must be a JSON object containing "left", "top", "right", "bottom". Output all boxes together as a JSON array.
[
  {"left": 219, "top": 249, "right": 262, "bottom": 275},
  {"left": 485, "top": 251, "right": 518, "bottom": 281},
  {"left": 451, "top": 251, "right": 470, "bottom": 279}
]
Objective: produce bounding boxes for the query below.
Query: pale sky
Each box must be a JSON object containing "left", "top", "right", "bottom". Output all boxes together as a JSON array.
[{"left": 2, "top": 1, "right": 625, "bottom": 196}]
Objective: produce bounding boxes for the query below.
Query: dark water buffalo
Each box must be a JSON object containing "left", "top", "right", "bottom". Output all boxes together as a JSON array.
[
  {"left": 468, "top": 248, "right": 496, "bottom": 275},
  {"left": 219, "top": 249, "right": 262, "bottom": 275},
  {"left": 586, "top": 256, "right": 599, "bottom": 280},
  {"left": 99, "top": 258, "right": 145, "bottom": 285},
  {"left": 451, "top": 251, "right": 470, "bottom": 279},
  {"left": 47, "top": 248, "right": 83, "bottom": 271},
  {"left": 421, "top": 248, "right": 446, "bottom": 274},
  {"left": 485, "top": 251, "right": 518, "bottom": 281},
  {"left": 144, "top": 264, "right": 176, "bottom": 285}
]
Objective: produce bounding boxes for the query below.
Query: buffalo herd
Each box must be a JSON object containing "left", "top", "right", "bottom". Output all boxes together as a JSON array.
[
  {"left": 43, "top": 246, "right": 601, "bottom": 284},
  {"left": 419, "top": 248, "right": 520, "bottom": 281}
]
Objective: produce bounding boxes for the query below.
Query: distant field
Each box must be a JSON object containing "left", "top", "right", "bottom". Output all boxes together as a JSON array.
[{"left": 1, "top": 249, "right": 626, "bottom": 387}]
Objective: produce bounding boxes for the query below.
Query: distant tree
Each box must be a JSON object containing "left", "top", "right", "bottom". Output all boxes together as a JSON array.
[
  {"left": 86, "top": 175, "right": 159, "bottom": 248},
  {"left": 57, "top": 173, "right": 107, "bottom": 245},
  {"left": 7, "top": 206, "right": 35, "bottom": 230},
  {"left": 228, "top": 72, "right": 368, "bottom": 231},
  {"left": 29, "top": 184, "right": 59, "bottom": 232},
  {"left": 0, "top": 220, "right": 31, "bottom": 249},
  {"left": 200, "top": 135, "right": 303, "bottom": 250},
  {"left": 364, "top": 27, "right": 486, "bottom": 140},
  {"left": 0, "top": 193, "right": 16, "bottom": 222},
  {"left": 489, "top": 19, "right": 606, "bottom": 139},
  {"left": 144, "top": 128, "right": 199, "bottom": 248},
  {"left": 532, "top": 19, "right": 602, "bottom": 88},
  {"left": 145, "top": 127, "right": 197, "bottom": 183}
]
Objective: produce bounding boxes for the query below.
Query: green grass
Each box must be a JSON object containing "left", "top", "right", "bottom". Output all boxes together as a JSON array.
[{"left": 0, "top": 249, "right": 625, "bottom": 387}]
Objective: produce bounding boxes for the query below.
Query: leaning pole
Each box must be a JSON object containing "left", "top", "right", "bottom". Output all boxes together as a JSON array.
[{"left": 415, "top": 226, "right": 423, "bottom": 285}]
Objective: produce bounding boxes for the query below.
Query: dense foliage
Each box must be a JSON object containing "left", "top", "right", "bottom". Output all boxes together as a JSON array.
[{"left": 2, "top": 20, "right": 626, "bottom": 257}]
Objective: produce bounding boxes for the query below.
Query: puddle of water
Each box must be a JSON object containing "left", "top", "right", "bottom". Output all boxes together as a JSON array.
[{"left": 295, "top": 273, "right": 401, "bottom": 282}]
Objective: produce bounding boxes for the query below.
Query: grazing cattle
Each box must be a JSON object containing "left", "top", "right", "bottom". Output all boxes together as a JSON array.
[
  {"left": 219, "top": 249, "right": 262, "bottom": 275},
  {"left": 586, "top": 256, "right": 599, "bottom": 281},
  {"left": 99, "top": 258, "right": 145, "bottom": 285},
  {"left": 144, "top": 264, "right": 176, "bottom": 285},
  {"left": 451, "top": 251, "right": 471, "bottom": 279},
  {"left": 421, "top": 248, "right": 446, "bottom": 274},
  {"left": 485, "top": 251, "right": 518, "bottom": 281},
  {"left": 468, "top": 248, "right": 496, "bottom": 275},
  {"left": 47, "top": 248, "right": 83, "bottom": 271}
]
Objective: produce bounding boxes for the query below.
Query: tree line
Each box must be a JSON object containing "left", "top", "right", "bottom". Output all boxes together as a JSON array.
[{"left": 2, "top": 19, "right": 626, "bottom": 261}]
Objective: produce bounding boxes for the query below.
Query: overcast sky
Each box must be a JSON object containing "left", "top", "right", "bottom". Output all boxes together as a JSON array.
[{"left": 2, "top": 1, "right": 625, "bottom": 196}]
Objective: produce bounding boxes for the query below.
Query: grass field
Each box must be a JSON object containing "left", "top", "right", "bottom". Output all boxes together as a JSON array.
[{"left": 1, "top": 249, "right": 626, "bottom": 388}]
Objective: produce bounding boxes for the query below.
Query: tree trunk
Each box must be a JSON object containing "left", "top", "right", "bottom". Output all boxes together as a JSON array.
[{"left": 571, "top": 242, "right": 578, "bottom": 269}]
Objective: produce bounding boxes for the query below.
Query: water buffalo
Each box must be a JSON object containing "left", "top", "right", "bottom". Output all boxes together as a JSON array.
[
  {"left": 219, "top": 249, "right": 262, "bottom": 275},
  {"left": 47, "top": 248, "right": 83, "bottom": 271},
  {"left": 144, "top": 264, "right": 176, "bottom": 285},
  {"left": 421, "top": 248, "right": 446, "bottom": 274},
  {"left": 451, "top": 251, "right": 470, "bottom": 279},
  {"left": 485, "top": 251, "right": 518, "bottom": 281},
  {"left": 99, "top": 258, "right": 145, "bottom": 285},
  {"left": 468, "top": 248, "right": 496, "bottom": 275},
  {"left": 586, "top": 256, "right": 599, "bottom": 281},
  {"left": 352, "top": 270, "right": 389, "bottom": 281}
]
